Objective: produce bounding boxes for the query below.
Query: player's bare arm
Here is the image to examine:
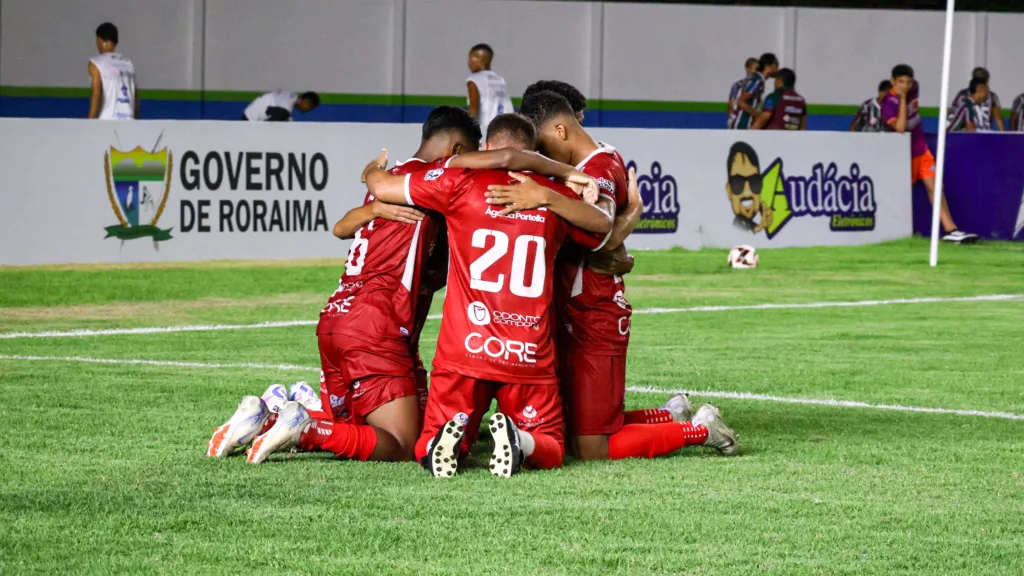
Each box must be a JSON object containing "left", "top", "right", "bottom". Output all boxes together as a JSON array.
[
  {"left": 799, "top": 115, "right": 808, "bottom": 131},
  {"left": 751, "top": 110, "right": 771, "bottom": 130},
  {"left": 467, "top": 81, "right": 480, "bottom": 118},
  {"left": 587, "top": 245, "right": 635, "bottom": 276},
  {"left": 601, "top": 166, "right": 643, "bottom": 252},
  {"left": 892, "top": 92, "right": 908, "bottom": 133},
  {"left": 485, "top": 172, "right": 612, "bottom": 234},
  {"left": 332, "top": 201, "right": 425, "bottom": 239},
  {"left": 88, "top": 62, "right": 103, "bottom": 119},
  {"left": 450, "top": 150, "right": 599, "bottom": 203},
  {"left": 736, "top": 91, "right": 756, "bottom": 117}
]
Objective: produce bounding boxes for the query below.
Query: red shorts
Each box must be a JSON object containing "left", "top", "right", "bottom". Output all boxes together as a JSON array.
[
  {"left": 317, "top": 333, "right": 419, "bottom": 424},
  {"left": 416, "top": 369, "right": 564, "bottom": 459},
  {"left": 560, "top": 353, "right": 626, "bottom": 437},
  {"left": 912, "top": 150, "right": 936, "bottom": 183}
]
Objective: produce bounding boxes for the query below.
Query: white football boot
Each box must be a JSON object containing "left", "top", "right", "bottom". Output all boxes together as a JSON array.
[
  {"left": 424, "top": 413, "right": 468, "bottom": 478},
  {"left": 488, "top": 413, "right": 523, "bottom": 478},
  {"left": 261, "top": 384, "right": 289, "bottom": 414},
  {"left": 662, "top": 393, "right": 693, "bottom": 422},
  {"left": 289, "top": 381, "right": 323, "bottom": 413},
  {"left": 246, "top": 401, "right": 312, "bottom": 464},
  {"left": 206, "top": 395, "right": 270, "bottom": 457},
  {"left": 691, "top": 404, "right": 739, "bottom": 456}
]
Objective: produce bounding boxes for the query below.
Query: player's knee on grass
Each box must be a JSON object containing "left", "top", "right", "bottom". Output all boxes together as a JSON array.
[
  {"left": 365, "top": 395, "right": 421, "bottom": 461},
  {"left": 573, "top": 434, "right": 611, "bottom": 461}
]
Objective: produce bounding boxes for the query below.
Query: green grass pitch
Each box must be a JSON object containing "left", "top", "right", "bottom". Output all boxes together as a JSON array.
[{"left": 1, "top": 238, "right": 1022, "bottom": 575}]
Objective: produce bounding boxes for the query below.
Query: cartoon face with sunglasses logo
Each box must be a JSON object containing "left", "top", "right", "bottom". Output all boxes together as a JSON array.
[{"left": 725, "top": 141, "right": 773, "bottom": 233}]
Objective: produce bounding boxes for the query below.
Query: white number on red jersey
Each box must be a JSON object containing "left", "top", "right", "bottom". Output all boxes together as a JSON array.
[
  {"left": 345, "top": 229, "right": 369, "bottom": 276},
  {"left": 469, "top": 229, "right": 546, "bottom": 298}
]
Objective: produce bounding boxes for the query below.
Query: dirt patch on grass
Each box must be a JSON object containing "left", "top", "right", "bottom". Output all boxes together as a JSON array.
[{"left": 0, "top": 292, "right": 324, "bottom": 322}]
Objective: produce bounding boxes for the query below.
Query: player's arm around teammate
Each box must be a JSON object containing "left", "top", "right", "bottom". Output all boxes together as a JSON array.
[{"left": 332, "top": 201, "right": 426, "bottom": 239}]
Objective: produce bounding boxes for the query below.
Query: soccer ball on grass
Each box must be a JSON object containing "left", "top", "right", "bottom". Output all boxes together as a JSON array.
[{"left": 727, "top": 245, "right": 759, "bottom": 269}]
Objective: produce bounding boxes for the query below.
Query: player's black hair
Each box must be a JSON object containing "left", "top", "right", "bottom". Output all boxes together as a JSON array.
[
  {"left": 757, "top": 53, "right": 778, "bottom": 72},
  {"left": 486, "top": 114, "right": 536, "bottom": 150},
  {"left": 972, "top": 66, "right": 990, "bottom": 81},
  {"left": 745, "top": 57, "right": 759, "bottom": 69},
  {"left": 969, "top": 77, "right": 987, "bottom": 95},
  {"left": 96, "top": 22, "right": 119, "bottom": 45},
  {"left": 727, "top": 141, "right": 759, "bottom": 173},
  {"left": 891, "top": 64, "right": 915, "bottom": 79},
  {"left": 519, "top": 90, "right": 575, "bottom": 127},
  {"left": 523, "top": 80, "right": 586, "bottom": 114},
  {"left": 776, "top": 68, "right": 796, "bottom": 88},
  {"left": 422, "top": 105, "right": 482, "bottom": 145},
  {"left": 299, "top": 91, "right": 320, "bottom": 108},
  {"left": 878, "top": 80, "right": 893, "bottom": 93},
  {"left": 470, "top": 43, "right": 494, "bottom": 58}
]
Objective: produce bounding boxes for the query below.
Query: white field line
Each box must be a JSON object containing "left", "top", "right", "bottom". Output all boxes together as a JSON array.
[
  {"left": 2, "top": 293, "right": 1021, "bottom": 341},
  {"left": 2, "top": 354, "right": 1021, "bottom": 422}
]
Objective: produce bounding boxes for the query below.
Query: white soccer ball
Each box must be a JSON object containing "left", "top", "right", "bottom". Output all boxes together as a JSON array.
[{"left": 728, "top": 245, "right": 759, "bottom": 269}]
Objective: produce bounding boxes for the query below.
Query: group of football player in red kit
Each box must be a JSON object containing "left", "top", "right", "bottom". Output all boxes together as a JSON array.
[{"left": 207, "top": 82, "right": 738, "bottom": 477}]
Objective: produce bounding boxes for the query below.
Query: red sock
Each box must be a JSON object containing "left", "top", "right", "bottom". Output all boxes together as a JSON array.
[
  {"left": 259, "top": 413, "right": 278, "bottom": 435},
  {"left": 302, "top": 420, "right": 378, "bottom": 461},
  {"left": 624, "top": 408, "right": 674, "bottom": 425},
  {"left": 607, "top": 422, "right": 708, "bottom": 460},
  {"left": 524, "top": 432, "right": 563, "bottom": 470}
]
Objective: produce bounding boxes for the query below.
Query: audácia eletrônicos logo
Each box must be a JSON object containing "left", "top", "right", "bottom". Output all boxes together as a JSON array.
[
  {"left": 626, "top": 160, "right": 678, "bottom": 234},
  {"left": 725, "top": 141, "right": 876, "bottom": 239},
  {"left": 103, "top": 136, "right": 173, "bottom": 245}
]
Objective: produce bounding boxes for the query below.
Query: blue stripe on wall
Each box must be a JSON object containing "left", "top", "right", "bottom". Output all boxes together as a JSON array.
[{"left": 0, "top": 96, "right": 941, "bottom": 132}]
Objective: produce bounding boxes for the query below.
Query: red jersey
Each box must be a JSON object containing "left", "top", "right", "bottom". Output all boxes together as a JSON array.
[
  {"left": 555, "top": 144, "right": 632, "bottom": 355},
  {"left": 404, "top": 167, "right": 605, "bottom": 385},
  {"left": 317, "top": 158, "right": 446, "bottom": 350}
]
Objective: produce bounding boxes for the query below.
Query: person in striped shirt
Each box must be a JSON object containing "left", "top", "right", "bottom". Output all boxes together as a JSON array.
[
  {"left": 730, "top": 53, "right": 779, "bottom": 130},
  {"left": 1010, "top": 92, "right": 1024, "bottom": 132},
  {"left": 849, "top": 80, "right": 892, "bottom": 132},
  {"left": 947, "top": 78, "right": 988, "bottom": 133},
  {"left": 726, "top": 57, "right": 758, "bottom": 129},
  {"left": 949, "top": 67, "right": 1004, "bottom": 131}
]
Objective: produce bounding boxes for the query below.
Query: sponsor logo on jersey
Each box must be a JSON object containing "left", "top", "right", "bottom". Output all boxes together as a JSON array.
[
  {"left": 468, "top": 301, "right": 491, "bottom": 326},
  {"left": 595, "top": 177, "right": 616, "bottom": 194},
  {"left": 613, "top": 290, "right": 630, "bottom": 310},
  {"left": 464, "top": 332, "right": 538, "bottom": 364},
  {"left": 492, "top": 310, "right": 541, "bottom": 330},
  {"left": 103, "top": 135, "right": 174, "bottom": 246},
  {"left": 485, "top": 207, "right": 545, "bottom": 223},
  {"left": 522, "top": 406, "right": 538, "bottom": 419},
  {"left": 329, "top": 394, "right": 345, "bottom": 408},
  {"left": 618, "top": 317, "right": 631, "bottom": 335},
  {"left": 424, "top": 168, "right": 444, "bottom": 181},
  {"left": 626, "top": 160, "right": 679, "bottom": 234},
  {"left": 725, "top": 141, "right": 876, "bottom": 239}
]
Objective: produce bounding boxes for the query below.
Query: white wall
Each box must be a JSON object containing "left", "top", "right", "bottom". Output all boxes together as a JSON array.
[
  {"left": 0, "top": 0, "right": 201, "bottom": 89},
  {"left": 2, "top": 0, "right": 1023, "bottom": 106}
]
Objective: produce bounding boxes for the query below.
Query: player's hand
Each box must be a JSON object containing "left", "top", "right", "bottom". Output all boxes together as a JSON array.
[
  {"left": 361, "top": 149, "right": 388, "bottom": 183},
  {"left": 370, "top": 200, "right": 425, "bottom": 224},
  {"left": 565, "top": 171, "right": 599, "bottom": 204},
  {"left": 626, "top": 166, "right": 641, "bottom": 209},
  {"left": 485, "top": 172, "right": 551, "bottom": 215},
  {"left": 587, "top": 244, "right": 635, "bottom": 276}
]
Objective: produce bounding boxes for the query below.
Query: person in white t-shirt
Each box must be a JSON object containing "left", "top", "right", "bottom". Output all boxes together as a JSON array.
[
  {"left": 466, "top": 43, "right": 513, "bottom": 141},
  {"left": 88, "top": 23, "right": 138, "bottom": 120},
  {"left": 243, "top": 91, "right": 320, "bottom": 121}
]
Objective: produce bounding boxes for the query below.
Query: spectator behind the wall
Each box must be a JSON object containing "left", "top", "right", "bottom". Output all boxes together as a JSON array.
[
  {"left": 730, "top": 53, "right": 779, "bottom": 130},
  {"left": 89, "top": 22, "right": 138, "bottom": 120},
  {"left": 726, "top": 57, "right": 758, "bottom": 129},
  {"left": 949, "top": 67, "right": 1004, "bottom": 131},
  {"left": 850, "top": 80, "right": 892, "bottom": 132},
  {"left": 752, "top": 68, "right": 806, "bottom": 130},
  {"left": 466, "top": 43, "right": 513, "bottom": 141},
  {"left": 243, "top": 90, "right": 320, "bottom": 121},
  {"left": 947, "top": 78, "right": 988, "bottom": 133},
  {"left": 1011, "top": 92, "right": 1024, "bottom": 132}
]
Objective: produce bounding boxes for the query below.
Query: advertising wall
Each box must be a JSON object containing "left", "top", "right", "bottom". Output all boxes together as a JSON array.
[{"left": 0, "top": 119, "right": 912, "bottom": 266}]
